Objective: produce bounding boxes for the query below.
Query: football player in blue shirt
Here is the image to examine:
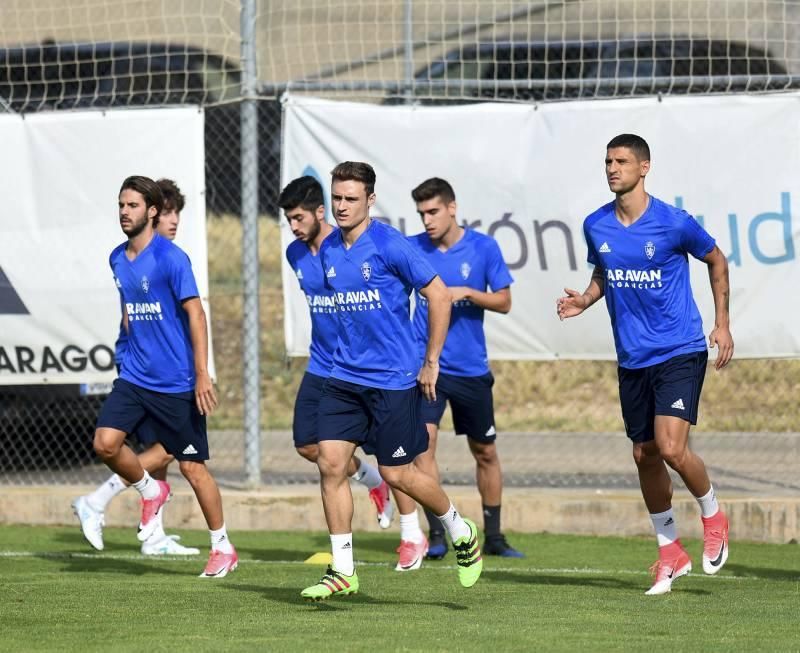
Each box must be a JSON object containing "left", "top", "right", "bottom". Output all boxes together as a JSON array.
[
  {"left": 557, "top": 134, "right": 733, "bottom": 595},
  {"left": 407, "top": 177, "right": 522, "bottom": 560},
  {"left": 301, "top": 162, "right": 483, "bottom": 600},
  {"left": 279, "top": 175, "right": 396, "bottom": 530},
  {"left": 92, "top": 176, "right": 238, "bottom": 578},
  {"left": 73, "top": 179, "right": 199, "bottom": 557}
]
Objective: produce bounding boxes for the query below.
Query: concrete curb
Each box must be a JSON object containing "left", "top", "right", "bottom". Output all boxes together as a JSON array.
[{"left": 3, "top": 485, "right": 798, "bottom": 544}]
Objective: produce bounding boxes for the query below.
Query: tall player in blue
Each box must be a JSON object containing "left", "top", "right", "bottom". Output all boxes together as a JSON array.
[
  {"left": 279, "top": 175, "right": 395, "bottom": 529},
  {"left": 557, "top": 134, "right": 733, "bottom": 595},
  {"left": 407, "top": 177, "right": 523, "bottom": 560},
  {"left": 74, "top": 178, "right": 198, "bottom": 556},
  {"left": 93, "top": 176, "right": 238, "bottom": 578},
  {"left": 301, "top": 162, "right": 483, "bottom": 600}
]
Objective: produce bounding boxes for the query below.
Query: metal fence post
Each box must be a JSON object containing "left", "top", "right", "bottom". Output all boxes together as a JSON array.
[
  {"left": 403, "top": 0, "right": 414, "bottom": 103},
  {"left": 240, "top": 0, "right": 261, "bottom": 487}
]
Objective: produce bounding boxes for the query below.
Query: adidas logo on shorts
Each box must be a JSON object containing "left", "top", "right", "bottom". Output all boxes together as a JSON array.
[
  {"left": 182, "top": 444, "right": 198, "bottom": 455},
  {"left": 392, "top": 446, "right": 407, "bottom": 458},
  {"left": 671, "top": 398, "right": 685, "bottom": 410}
]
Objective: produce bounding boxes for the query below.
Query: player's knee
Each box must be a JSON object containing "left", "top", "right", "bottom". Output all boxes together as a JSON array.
[
  {"left": 296, "top": 444, "right": 319, "bottom": 463},
  {"left": 378, "top": 465, "right": 411, "bottom": 491},
  {"left": 658, "top": 443, "right": 689, "bottom": 470},
  {"left": 178, "top": 459, "right": 208, "bottom": 484},
  {"left": 93, "top": 430, "right": 120, "bottom": 459},
  {"left": 470, "top": 441, "right": 497, "bottom": 467},
  {"left": 316, "top": 453, "right": 347, "bottom": 479},
  {"left": 632, "top": 442, "right": 660, "bottom": 467}
]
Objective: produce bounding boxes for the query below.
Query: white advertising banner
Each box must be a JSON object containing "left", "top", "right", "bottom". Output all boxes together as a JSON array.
[
  {"left": 282, "top": 94, "right": 800, "bottom": 361},
  {"left": 0, "top": 107, "right": 214, "bottom": 384}
]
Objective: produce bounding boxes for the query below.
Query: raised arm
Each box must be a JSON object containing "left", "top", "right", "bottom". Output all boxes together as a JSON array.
[
  {"left": 417, "top": 275, "right": 451, "bottom": 402},
  {"left": 182, "top": 297, "right": 219, "bottom": 415},
  {"left": 557, "top": 265, "right": 605, "bottom": 320},
  {"left": 703, "top": 245, "right": 734, "bottom": 370}
]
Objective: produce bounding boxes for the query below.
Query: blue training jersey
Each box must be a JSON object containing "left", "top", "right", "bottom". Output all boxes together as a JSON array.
[
  {"left": 408, "top": 229, "right": 514, "bottom": 377},
  {"left": 583, "top": 195, "right": 715, "bottom": 369},
  {"left": 109, "top": 234, "right": 200, "bottom": 392},
  {"left": 114, "top": 323, "right": 127, "bottom": 367},
  {"left": 319, "top": 219, "right": 437, "bottom": 390},
  {"left": 286, "top": 237, "right": 338, "bottom": 377}
]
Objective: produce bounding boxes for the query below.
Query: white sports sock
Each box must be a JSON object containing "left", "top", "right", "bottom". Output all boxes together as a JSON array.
[
  {"left": 350, "top": 459, "right": 383, "bottom": 490},
  {"left": 650, "top": 508, "right": 678, "bottom": 547},
  {"left": 399, "top": 511, "right": 425, "bottom": 544},
  {"left": 132, "top": 472, "right": 159, "bottom": 500},
  {"left": 144, "top": 509, "right": 167, "bottom": 543},
  {"left": 210, "top": 524, "right": 234, "bottom": 554},
  {"left": 436, "top": 503, "right": 471, "bottom": 542},
  {"left": 86, "top": 474, "right": 127, "bottom": 511},
  {"left": 696, "top": 485, "right": 720, "bottom": 518},
  {"left": 330, "top": 533, "right": 354, "bottom": 576}
]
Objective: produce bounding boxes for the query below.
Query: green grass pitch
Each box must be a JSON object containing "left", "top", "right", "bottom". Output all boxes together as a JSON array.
[{"left": 1, "top": 525, "right": 797, "bottom": 652}]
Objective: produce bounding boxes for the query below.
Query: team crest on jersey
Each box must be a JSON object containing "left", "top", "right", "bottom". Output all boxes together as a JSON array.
[
  {"left": 141, "top": 276, "right": 150, "bottom": 293},
  {"left": 460, "top": 262, "right": 471, "bottom": 280},
  {"left": 644, "top": 241, "right": 656, "bottom": 260},
  {"left": 295, "top": 268, "right": 303, "bottom": 280},
  {"left": 361, "top": 260, "right": 372, "bottom": 282}
]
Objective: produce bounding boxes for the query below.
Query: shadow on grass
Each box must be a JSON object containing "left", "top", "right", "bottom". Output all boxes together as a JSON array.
[
  {"left": 53, "top": 530, "right": 142, "bottom": 553},
  {"left": 724, "top": 564, "right": 800, "bottom": 582},
  {"left": 49, "top": 555, "right": 186, "bottom": 577},
  {"left": 482, "top": 570, "right": 711, "bottom": 595},
  {"left": 227, "top": 584, "right": 469, "bottom": 611}
]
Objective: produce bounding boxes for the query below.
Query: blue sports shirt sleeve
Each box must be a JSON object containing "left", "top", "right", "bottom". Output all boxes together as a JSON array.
[
  {"left": 484, "top": 238, "right": 514, "bottom": 291},
  {"left": 678, "top": 212, "right": 716, "bottom": 260},
  {"left": 584, "top": 222, "right": 601, "bottom": 266},
  {"left": 383, "top": 233, "right": 437, "bottom": 290},
  {"left": 168, "top": 248, "right": 200, "bottom": 301}
]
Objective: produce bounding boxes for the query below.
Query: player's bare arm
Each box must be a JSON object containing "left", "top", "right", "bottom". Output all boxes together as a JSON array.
[
  {"left": 703, "top": 245, "right": 734, "bottom": 370},
  {"left": 182, "top": 297, "right": 218, "bottom": 415},
  {"left": 557, "top": 265, "right": 605, "bottom": 320},
  {"left": 417, "top": 275, "right": 450, "bottom": 401},
  {"left": 448, "top": 286, "right": 511, "bottom": 314}
]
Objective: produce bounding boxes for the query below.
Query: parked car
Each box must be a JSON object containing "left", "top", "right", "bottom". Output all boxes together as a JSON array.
[
  {"left": 0, "top": 40, "right": 281, "bottom": 214},
  {"left": 407, "top": 37, "right": 791, "bottom": 103}
]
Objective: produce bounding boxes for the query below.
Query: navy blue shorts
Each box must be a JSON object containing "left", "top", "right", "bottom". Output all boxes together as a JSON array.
[
  {"left": 293, "top": 372, "right": 327, "bottom": 448},
  {"left": 317, "top": 378, "right": 428, "bottom": 466},
  {"left": 618, "top": 350, "right": 708, "bottom": 443},
  {"left": 420, "top": 372, "right": 497, "bottom": 443},
  {"left": 115, "top": 364, "right": 160, "bottom": 448},
  {"left": 293, "top": 372, "right": 376, "bottom": 455},
  {"left": 96, "top": 378, "right": 208, "bottom": 461}
]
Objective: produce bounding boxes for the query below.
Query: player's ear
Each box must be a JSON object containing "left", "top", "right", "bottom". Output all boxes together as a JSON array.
[
  {"left": 148, "top": 205, "right": 159, "bottom": 220},
  {"left": 448, "top": 200, "right": 457, "bottom": 218},
  {"left": 315, "top": 204, "right": 326, "bottom": 221},
  {"left": 640, "top": 160, "right": 651, "bottom": 177},
  {"left": 367, "top": 193, "right": 376, "bottom": 208}
]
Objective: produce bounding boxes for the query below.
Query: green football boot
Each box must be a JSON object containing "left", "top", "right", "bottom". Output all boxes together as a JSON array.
[
  {"left": 453, "top": 518, "right": 483, "bottom": 588},
  {"left": 300, "top": 566, "right": 359, "bottom": 601}
]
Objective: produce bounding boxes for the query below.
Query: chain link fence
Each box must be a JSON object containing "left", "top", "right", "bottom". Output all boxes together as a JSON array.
[{"left": 1, "top": 0, "right": 798, "bottom": 490}]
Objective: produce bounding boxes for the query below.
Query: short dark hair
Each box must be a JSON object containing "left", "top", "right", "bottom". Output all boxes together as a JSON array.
[
  {"left": 156, "top": 178, "right": 185, "bottom": 213},
  {"left": 119, "top": 175, "right": 164, "bottom": 215},
  {"left": 411, "top": 177, "right": 456, "bottom": 204},
  {"left": 278, "top": 176, "right": 324, "bottom": 211},
  {"left": 331, "top": 161, "right": 376, "bottom": 196},
  {"left": 606, "top": 134, "right": 650, "bottom": 162}
]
